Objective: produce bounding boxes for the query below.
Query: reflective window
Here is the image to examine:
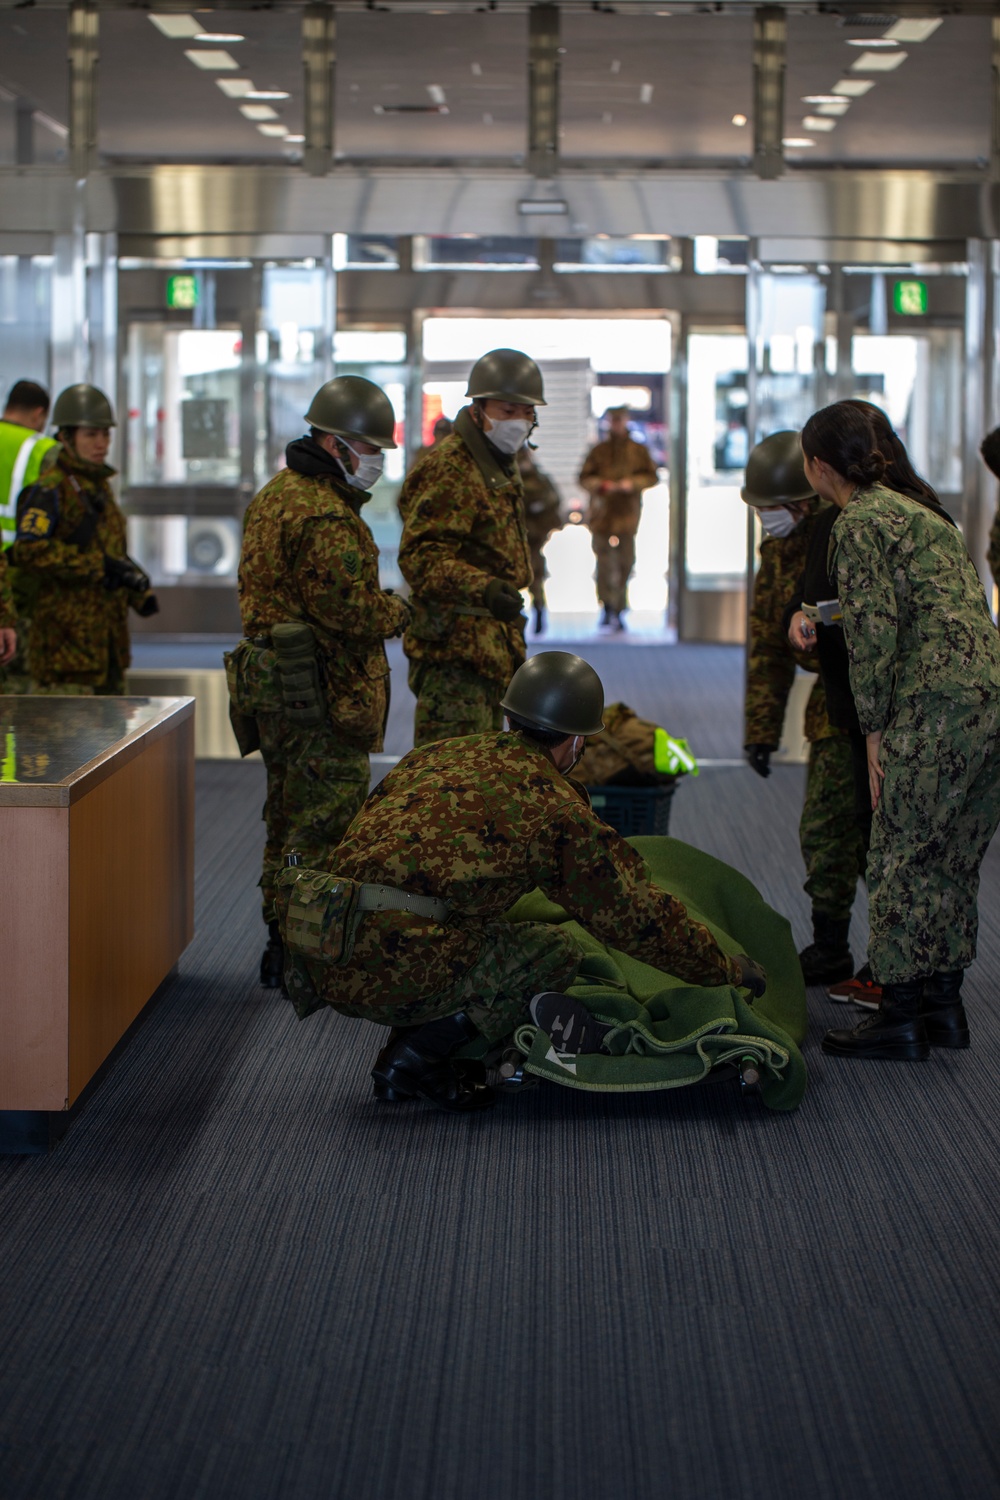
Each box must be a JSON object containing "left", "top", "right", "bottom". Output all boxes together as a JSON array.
[
  {"left": 333, "top": 235, "right": 400, "bottom": 271},
  {"left": 0, "top": 256, "right": 53, "bottom": 398},
  {"left": 126, "top": 325, "right": 243, "bottom": 488},
  {"left": 415, "top": 237, "right": 539, "bottom": 271},
  {"left": 851, "top": 330, "right": 963, "bottom": 496},
  {"left": 262, "top": 263, "right": 332, "bottom": 478},
  {"left": 685, "top": 334, "right": 749, "bottom": 584},
  {"left": 694, "top": 238, "right": 750, "bottom": 275},
  {"left": 553, "top": 237, "right": 677, "bottom": 273}
]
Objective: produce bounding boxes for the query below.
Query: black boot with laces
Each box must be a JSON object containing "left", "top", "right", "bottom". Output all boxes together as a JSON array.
[{"left": 822, "top": 980, "right": 930, "bottom": 1061}]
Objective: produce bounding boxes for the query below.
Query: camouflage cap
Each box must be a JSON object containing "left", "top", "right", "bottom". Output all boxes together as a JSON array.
[
  {"left": 741, "top": 430, "right": 815, "bottom": 507},
  {"left": 501, "top": 651, "right": 605, "bottom": 736}
]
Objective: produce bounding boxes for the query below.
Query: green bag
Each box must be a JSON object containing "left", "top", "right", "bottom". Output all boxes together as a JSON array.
[
  {"left": 274, "top": 865, "right": 364, "bottom": 1020},
  {"left": 271, "top": 621, "right": 327, "bottom": 727}
]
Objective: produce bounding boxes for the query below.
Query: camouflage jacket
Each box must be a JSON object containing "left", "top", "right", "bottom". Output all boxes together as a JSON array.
[
  {"left": 519, "top": 458, "right": 563, "bottom": 549},
  {"left": 745, "top": 500, "right": 836, "bottom": 748},
  {"left": 333, "top": 731, "right": 743, "bottom": 990},
  {"left": 398, "top": 406, "right": 531, "bottom": 683},
  {"left": 832, "top": 483, "right": 1000, "bottom": 736},
  {"left": 0, "top": 548, "right": 14, "bottom": 629},
  {"left": 238, "top": 438, "right": 408, "bottom": 751},
  {"left": 579, "top": 435, "right": 658, "bottom": 537},
  {"left": 9, "top": 448, "right": 137, "bottom": 678},
  {"left": 988, "top": 506, "right": 1000, "bottom": 593}
]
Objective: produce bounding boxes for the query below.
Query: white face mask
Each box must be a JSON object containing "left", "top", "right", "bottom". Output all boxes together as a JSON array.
[
  {"left": 757, "top": 506, "right": 799, "bottom": 539},
  {"left": 341, "top": 438, "right": 384, "bottom": 491},
  {"left": 486, "top": 417, "right": 533, "bottom": 455}
]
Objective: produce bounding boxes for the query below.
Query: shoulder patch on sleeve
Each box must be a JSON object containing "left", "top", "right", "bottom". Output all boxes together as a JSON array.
[{"left": 16, "top": 483, "right": 59, "bottom": 540}]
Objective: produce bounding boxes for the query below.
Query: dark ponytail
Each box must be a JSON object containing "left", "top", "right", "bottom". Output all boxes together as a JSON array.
[
  {"left": 801, "top": 402, "right": 886, "bottom": 489},
  {"left": 842, "top": 398, "right": 941, "bottom": 507}
]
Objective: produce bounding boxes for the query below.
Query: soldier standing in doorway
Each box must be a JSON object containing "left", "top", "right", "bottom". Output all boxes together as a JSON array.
[
  {"left": 230, "top": 375, "right": 410, "bottom": 989},
  {"left": 0, "top": 380, "right": 59, "bottom": 692},
  {"left": 10, "top": 383, "right": 159, "bottom": 694},
  {"left": 517, "top": 445, "right": 563, "bottom": 636},
  {"left": 398, "top": 348, "right": 543, "bottom": 746},
  {"left": 578, "top": 405, "right": 658, "bottom": 632}
]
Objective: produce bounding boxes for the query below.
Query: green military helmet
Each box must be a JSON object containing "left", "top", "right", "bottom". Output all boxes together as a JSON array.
[
  {"left": 304, "top": 375, "right": 398, "bottom": 450},
  {"left": 500, "top": 651, "right": 605, "bottom": 736},
  {"left": 51, "top": 383, "right": 116, "bottom": 429},
  {"left": 741, "top": 429, "right": 814, "bottom": 507},
  {"left": 466, "top": 348, "right": 547, "bottom": 407}
]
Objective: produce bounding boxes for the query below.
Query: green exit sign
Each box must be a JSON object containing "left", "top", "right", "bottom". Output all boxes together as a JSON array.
[
  {"left": 166, "top": 273, "right": 199, "bottom": 310},
  {"left": 893, "top": 279, "right": 927, "bottom": 316}
]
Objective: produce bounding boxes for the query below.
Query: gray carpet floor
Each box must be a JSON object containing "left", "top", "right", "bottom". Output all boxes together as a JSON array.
[{"left": 2, "top": 644, "right": 999, "bottom": 1500}]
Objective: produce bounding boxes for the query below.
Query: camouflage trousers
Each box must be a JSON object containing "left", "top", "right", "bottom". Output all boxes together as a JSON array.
[
  {"left": 29, "top": 634, "right": 127, "bottom": 695},
  {"left": 408, "top": 660, "right": 505, "bottom": 748},
  {"left": 528, "top": 541, "right": 548, "bottom": 608},
  {"left": 256, "top": 711, "right": 370, "bottom": 923},
  {"left": 0, "top": 616, "right": 32, "bottom": 695},
  {"left": 592, "top": 530, "right": 636, "bottom": 614},
  {"left": 315, "top": 913, "right": 582, "bottom": 1044},
  {"left": 800, "top": 734, "right": 867, "bottom": 920},
  {"left": 866, "top": 704, "right": 1000, "bottom": 984}
]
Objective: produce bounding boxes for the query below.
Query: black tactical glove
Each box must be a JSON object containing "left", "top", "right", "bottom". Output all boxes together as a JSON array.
[
  {"left": 136, "top": 592, "right": 160, "bottom": 618},
  {"left": 981, "top": 427, "right": 1000, "bottom": 480},
  {"left": 745, "top": 744, "right": 774, "bottom": 779},
  {"left": 103, "top": 554, "right": 150, "bottom": 593},
  {"left": 733, "top": 953, "right": 767, "bottom": 999},
  {"left": 483, "top": 578, "right": 524, "bottom": 622}
]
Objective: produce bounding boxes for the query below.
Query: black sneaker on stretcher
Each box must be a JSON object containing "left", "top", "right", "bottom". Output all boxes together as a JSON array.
[{"left": 529, "top": 992, "right": 614, "bottom": 1059}]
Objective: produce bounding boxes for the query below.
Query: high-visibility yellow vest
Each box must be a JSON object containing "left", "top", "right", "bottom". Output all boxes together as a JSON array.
[{"left": 0, "top": 421, "right": 59, "bottom": 545}]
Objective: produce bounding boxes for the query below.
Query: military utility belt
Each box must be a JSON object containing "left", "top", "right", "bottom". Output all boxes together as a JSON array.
[
  {"left": 356, "top": 882, "right": 450, "bottom": 921},
  {"left": 801, "top": 599, "right": 842, "bottom": 627},
  {"left": 452, "top": 604, "right": 493, "bottom": 618}
]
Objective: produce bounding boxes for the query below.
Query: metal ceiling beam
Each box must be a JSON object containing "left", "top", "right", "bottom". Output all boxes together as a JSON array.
[
  {"left": 752, "top": 6, "right": 785, "bottom": 182},
  {"left": 528, "top": 2, "right": 560, "bottom": 180},
  {"left": 303, "top": 3, "right": 336, "bottom": 178},
  {"left": 69, "top": 0, "right": 99, "bottom": 180}
]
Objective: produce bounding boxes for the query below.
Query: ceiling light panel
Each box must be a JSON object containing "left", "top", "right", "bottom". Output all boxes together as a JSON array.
[
  {"left": 851, "top": 50, "right": 907, "bottom": 72},
  {"left": 846, "top": 39, "right": 898, "bottom": 49},
  {"left": 782, "top": 137, "right": 815, "bottom": 148},
  {"left": 246, "top": 91, "right": 290, "bottom": 101},
  {"left": 884, "top": 19, "right": 942, "bottom": 44},
  {"left": 258, "top": 124, "right": 289, "bottom": 137},
  {"left": 833, "top": 79, "right": 875, "bottom": 97},
  {"left": 185, "top": 50, "right": 240, "bottom": 71},
  {"left": 217, "top": 79, "right": 255, "bottom": 98},
  {"left": 149, "top": 14, "right": 203, "bottom": 39},
  {"left": 194, "top": 33, "right": 245, "bottom": 44},
  {"left": 816, "top": 101, "right": 849, "bottom": 116},
  {"left": 240, "top": 104, "right": 278, "bottom": 120},
  {"left": 803, "top": 116, "right": 836, "bottom": 132}
]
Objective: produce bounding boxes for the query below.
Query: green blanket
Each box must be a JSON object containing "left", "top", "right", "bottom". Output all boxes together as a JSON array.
[{"left": 505, "top": 835, "right": 807, "bottom": 1112}]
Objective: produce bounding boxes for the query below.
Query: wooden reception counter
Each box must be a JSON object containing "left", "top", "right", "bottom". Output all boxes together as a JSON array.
[{"left": 0, "top": 696, "right": 194, "bottom": 1141}]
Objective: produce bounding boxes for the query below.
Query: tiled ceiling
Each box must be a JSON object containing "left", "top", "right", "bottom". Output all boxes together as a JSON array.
[{"left": 0, "top": 5, "right": 992, "bottom": 168}]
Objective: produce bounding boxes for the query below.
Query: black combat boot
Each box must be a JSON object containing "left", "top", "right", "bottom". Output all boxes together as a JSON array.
[
  {"left": 920, "top": 970, "right": 970, "bottom": 1049},
  {"left": 371, "top": 1011, "right": 496, "bottom": 1111},
  {"left": 798, "top": 911, "right": 854, "bottom": 986},
  {"left": 822, "top": 980, "right": 930, "bottom": 1061},
  {"left": 259, "top": 920, "right": 285, "bottom": 989}
]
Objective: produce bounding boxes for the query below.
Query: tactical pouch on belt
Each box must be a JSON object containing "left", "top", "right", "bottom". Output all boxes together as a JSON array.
[
  {"left": 223, "top": 642, "right": 261, "bottom": 757},
  {"left": 274, "top": 864, "right": 363, "bottom": 1020},
  {"left": 271, "top": 621, "right": 327, "bottom": 726}
]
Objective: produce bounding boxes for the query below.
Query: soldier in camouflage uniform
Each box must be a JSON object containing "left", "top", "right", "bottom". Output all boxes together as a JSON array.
[
  {"left": 516, "top": 445, "right": 563, "bottom": 636},
  {"left": 579, "top": 406, "right": 658, "bottom": 631},
  {"left": 9, "top": 385, "right": 158, "bottom": 694},
  {"left": 231, "top": 375, "right": 409, "bottom": 988},
  {"left": 398, "top": 348, "right": 542, "bottom": 746},
  {"left": 0, "top": 545, "right": 15, "bottom": 672},
  {"left": 742, "top": 432, "right": 865, "bottom": 986},
  {"left": 277, "top": 652, "right": 767, "bottom": 1112},
  {"left": 801, "top": 402, "right": 1000, "bottom": 1061}
]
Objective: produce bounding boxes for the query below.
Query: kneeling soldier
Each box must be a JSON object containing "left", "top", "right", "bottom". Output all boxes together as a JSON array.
[
  {"left": 277, "top": 651, "right": 767, "bottom": 1112},
  {"left": 230, "top": 375, "right": 409, "bottom": 989}
]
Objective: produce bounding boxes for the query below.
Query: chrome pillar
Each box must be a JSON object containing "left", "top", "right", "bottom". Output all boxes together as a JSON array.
[
  {"left": 528, "top": 3, "right": 560, "bottom": 180},
  {"left": 303, "top": 4, "right": 336, "bottom": 179},
  {"left": 69, "top": 0, "right": 98, "bottom": 181},
  {"left": 992, "top": 18, "right": 1000, "bottom": 177},
  {"left": 51, "top": 188, "right": 88, "bottom": 394},
  {"left": 965, "top": 239, "right": 991, "bottom": 588},
  {"left": 753, "top": 7, "right": 785, "bottom": 182}
]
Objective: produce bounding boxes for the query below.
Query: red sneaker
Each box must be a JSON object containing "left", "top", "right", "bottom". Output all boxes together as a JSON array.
[{"left": 828, "top": 964, "right": 882, "bottom": 1010}]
